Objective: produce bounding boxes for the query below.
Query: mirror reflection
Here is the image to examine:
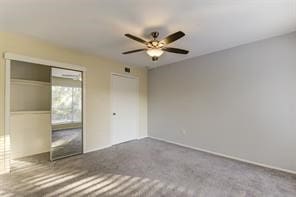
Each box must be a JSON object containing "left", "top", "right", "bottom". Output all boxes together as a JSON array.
[{"left": 51, "top": 68, "right": 83, "bottom": 160}]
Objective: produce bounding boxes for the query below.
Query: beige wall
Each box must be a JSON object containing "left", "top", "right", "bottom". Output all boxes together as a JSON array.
[
  {"left": 0, "top": 32, "right": 147, "bottom": 173},
  {"left": 149, "top": 32, "right": 296, "bottom": 172}
]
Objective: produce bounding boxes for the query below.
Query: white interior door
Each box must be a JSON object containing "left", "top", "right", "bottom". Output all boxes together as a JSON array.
[{"left": 112, "top": 74, "right": 139, "bottom": 145}]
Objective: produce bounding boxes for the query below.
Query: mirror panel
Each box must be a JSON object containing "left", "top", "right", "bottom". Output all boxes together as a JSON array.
[{"left": 51, "top": 68, "right": 83, "bottom": 160}]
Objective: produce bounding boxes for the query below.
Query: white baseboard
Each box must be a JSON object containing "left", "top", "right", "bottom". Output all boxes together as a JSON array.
[
  {"left": 84, "top": 145, "right": 112, "bottom": 154},
  {"left": 148, "top": 136, "right": 296, "bottom": 175},
  {"left": 85, "top": 137, "right": 147, "bottom": 154},
  {"left": 138, "top": 135, "right": 148, "bottom": 140}
]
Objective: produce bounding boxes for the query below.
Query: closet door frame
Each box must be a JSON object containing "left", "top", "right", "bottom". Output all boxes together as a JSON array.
[{"left": 4, "top": 53, "right": 86, "bottom": 172}]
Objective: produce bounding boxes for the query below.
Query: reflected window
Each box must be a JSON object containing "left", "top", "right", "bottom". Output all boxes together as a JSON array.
[{"left": 52, "top": 86, "right": 82, "bottom": 124}]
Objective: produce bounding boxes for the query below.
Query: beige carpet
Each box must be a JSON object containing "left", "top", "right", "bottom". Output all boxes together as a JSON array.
[{"left": 0, "top": 138, "right": 295, "bottom": 196}]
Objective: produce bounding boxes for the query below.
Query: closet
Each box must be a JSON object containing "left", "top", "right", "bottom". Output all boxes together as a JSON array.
[
  {"left": 10, "top": 60, "right": 51, "bottom": 159},
  {"left": 9, "top": 58, "right": 83, "bottom": 161}
]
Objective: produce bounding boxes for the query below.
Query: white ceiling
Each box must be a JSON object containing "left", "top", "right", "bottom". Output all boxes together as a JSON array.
[{"left": 0, "top": 0, "right": 295, "bottom": 68}]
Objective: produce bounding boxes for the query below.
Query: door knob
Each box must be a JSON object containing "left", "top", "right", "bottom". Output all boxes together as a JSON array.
[{"left": 113, "top": 113, "right": 116, "bottom": 115}]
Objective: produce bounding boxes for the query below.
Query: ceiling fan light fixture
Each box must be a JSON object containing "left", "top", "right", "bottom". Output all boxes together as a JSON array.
[
  {"left": 158, "top": 42, "right": 164, "bottom": 47},
  {"left": 146, "top": 48, "right": 164, "bottom": 57},
  {"left": 152, "top": 41, "right": 158, "bottom": 46}
]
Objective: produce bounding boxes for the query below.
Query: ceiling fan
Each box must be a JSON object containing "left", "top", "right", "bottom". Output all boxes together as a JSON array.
[{"left": 122, "top": 31, "right": 189, "bottom": 61}]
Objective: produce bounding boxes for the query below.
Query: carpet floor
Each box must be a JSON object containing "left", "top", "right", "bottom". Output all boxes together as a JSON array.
[{"left": 0, "top": 138, "right": 295, "bottom": 196}]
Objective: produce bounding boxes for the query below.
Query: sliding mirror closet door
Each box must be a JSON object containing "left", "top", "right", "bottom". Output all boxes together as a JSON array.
[{"left": 51, "top": 68, "right": 83, "bottom": 160}]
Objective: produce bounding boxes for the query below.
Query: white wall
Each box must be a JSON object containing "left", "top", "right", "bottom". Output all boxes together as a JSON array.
[{"left": 148, "top": 32, "right": 296, "bottom": 172}]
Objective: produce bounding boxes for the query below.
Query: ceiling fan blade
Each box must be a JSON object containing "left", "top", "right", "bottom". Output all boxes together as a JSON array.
[
  {"left": 162, "top": 47, "right": 189, "bottom": 54},
  {"left": 122, "top": 49, "right": 146, "bottom": 54},
  {"left": 161, "top": 31, "right": 185, "bottom": 45},
  {"left": 125, "top": 34, "right": 147, "bottom": 44}
]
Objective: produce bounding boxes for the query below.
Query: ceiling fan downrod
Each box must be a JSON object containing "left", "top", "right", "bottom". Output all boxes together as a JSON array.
[{"left": 151, "top": 31, "right": 159, "bottom": 39}]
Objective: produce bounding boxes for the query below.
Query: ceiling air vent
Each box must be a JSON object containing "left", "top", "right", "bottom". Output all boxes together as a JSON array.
[{"left": 124, "top": 67, "right": 131, "bottom": 73}]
